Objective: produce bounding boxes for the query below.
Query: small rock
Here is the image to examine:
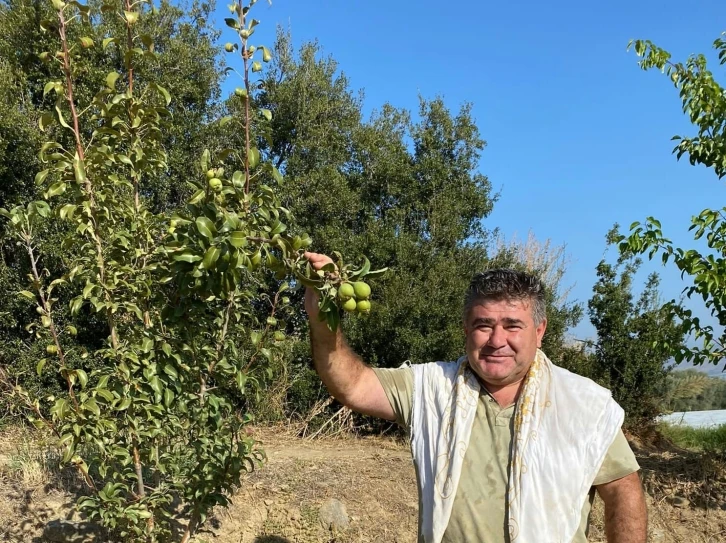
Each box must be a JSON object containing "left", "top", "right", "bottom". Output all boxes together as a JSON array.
[
  {"left": 319, "top": 498, "right": 349, "bottom": 532},
  {"left": 43, "top": 519, "right": 103, "bottom": 543},
  {"left": 670, "top": 496, "right": 690, "bottom": 508},
  {"left": 264, "top": 498, "right": 274, "bottom": 506}
]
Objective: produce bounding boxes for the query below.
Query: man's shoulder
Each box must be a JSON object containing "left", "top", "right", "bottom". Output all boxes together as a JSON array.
[
  {"left": 550, "top": 362, "right": 620, "bottom": 414},
  {"left": 410, "top": 358, "right": 466, "bottom": 381},
  {"left": 551, "top": 363, "right": 610, "bottom": 392}
]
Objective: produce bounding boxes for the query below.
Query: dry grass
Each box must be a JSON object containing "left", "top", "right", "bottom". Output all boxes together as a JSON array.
[
  {"left": 0, "top": 426, "right": 87, "bottom": 542},
  {"left": 1, "top": 424, "right": 725, "bottom": 542}
]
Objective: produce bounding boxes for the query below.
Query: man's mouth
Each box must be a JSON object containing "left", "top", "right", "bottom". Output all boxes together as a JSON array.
[{"left": 479, "top": 353, "right": 514, "bottom": 361}]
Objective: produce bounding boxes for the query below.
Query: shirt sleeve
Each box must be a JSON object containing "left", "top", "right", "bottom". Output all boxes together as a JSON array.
[
  {"left": 592, "top": 429, "right": 640, "bottom": 486},
  {"left": 372, "top": 366, "right": 415, "bottom": 429}
]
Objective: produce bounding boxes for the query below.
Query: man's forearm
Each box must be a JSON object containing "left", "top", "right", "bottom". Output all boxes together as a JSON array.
[
  {"left": 599, "top": 473, "right": 647, "bottom": 543},
  {"left": 309, "top": 320, "right": 367, "bottom": 403}
]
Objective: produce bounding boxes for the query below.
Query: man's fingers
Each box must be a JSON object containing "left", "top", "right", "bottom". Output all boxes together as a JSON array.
[{"left": 304, "top": 251, "right": 335, "bottom": 270}]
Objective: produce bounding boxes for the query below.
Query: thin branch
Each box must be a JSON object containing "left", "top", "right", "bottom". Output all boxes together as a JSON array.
[{"left": 56, "top": 5, "right": 119, "bottom": 350}]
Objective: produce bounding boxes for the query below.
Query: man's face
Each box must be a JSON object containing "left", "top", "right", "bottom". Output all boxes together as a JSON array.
[{"left": 464, "top": 298, "right": 547, "bottom": 388}]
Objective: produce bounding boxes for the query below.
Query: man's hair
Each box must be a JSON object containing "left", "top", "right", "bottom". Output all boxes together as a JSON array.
[{"left": 463, "top": 268, "right": 546, "bottom": 325}]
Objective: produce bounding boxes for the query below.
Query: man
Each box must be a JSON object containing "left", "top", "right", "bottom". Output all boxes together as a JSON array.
[{"left": 304, "top": 252, "right": 647, "bottom": 543}]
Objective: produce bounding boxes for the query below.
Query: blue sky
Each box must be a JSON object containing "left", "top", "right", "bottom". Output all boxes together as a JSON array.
[{"left": 214, "top": 1, "right": 726, "bottom": 371}]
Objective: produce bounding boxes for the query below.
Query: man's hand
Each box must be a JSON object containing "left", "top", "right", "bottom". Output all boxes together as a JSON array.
[
  {"left": 597, "top": 472, "right": 647, "bottom": 543},
  {"left": 303, "top": 251, "right": 335, "bottom": 325}
]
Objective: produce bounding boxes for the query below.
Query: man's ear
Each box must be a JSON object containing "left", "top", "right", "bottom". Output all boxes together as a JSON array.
[{"left": 536, "top": 318, "right": 547, "bottom": 347}]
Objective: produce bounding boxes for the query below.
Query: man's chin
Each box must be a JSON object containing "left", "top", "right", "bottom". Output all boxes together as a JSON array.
[{"left": 470, "top": 360, "right": 514, "bottom": 382}]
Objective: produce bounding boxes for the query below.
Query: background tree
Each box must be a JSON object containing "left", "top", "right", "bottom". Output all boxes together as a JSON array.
[
  {"left": 666, "top": 369, "right": 726, "bottom": 412},
  {"left": 587, "top": 249, "right": 686, "bottom": 425}
]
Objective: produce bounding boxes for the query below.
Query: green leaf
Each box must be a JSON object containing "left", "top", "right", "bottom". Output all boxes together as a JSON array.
[
  {"left": 140, "top": 337, "right": 154, "bottom": 352},
  {"left": 70, "top": 296, "right": 83, "bottom": 315},
  {"left": 79, "top": 36, "right": 94, "bottom": 48},
  {"left": 163, "top": 388, "right": 174, "bottom": 407},
  {"left": 202, "top": 246, "right": 221, "bottom": 269},
  {"left": 364, "top": 267, "right": 388, "bottom": 279},
  {"left": 46, "top": 181, "right": 66, "bottom": 198},
  {"left": 229, "top": 231, "right": 248, "bottom": 248},
  {"left": 252, "top": 61, "right": 262, "bottom": 72},
  {"left": 173, "top": 251, "right": 201, "bottom": 263},
  {"left": 117, "top": 398, "right": 132, "bottom": 411},
  {"left": 76, "top": 369, "right": 88, "bottom": 389},
  {"left": 102, "top": 37, "right": 116, "bottom": 49},
  {"left": 154, "top": 84, "right": 171, "bottom": 106},
  {"left": 248, "top": 148, "right": 260, "bottom": 169},
  {"left": 219, "top": 115, "right": 233, "bottom": 127},
  {"left": 188, "top": 189, "right": 205, "bottom": 205},
  {"left": 37, "top": 358, "right": 47, "bottom": 376},
  {"left": 55, "top": 104, "right": 71, "bottom": 129},
  {"left": 106, "top": 71, "right": 120, "bottom": 89},
  {"left": 163, "top": 364, "right": 178, "bottom": 379},
  {"left": 270, "top": 221, "right": 286, "bottom": 235},
  {"left": 96, "top": 389, "right": 114, "bottom": 402},
  {"left": 149, "top": 376, "right": 162, "bottom": 395},
  {"left": 43, "top": 81, "right": 59, "bottom": 97},
  {"left": 200, "top": 149, "right": 210, "bottom": 173},
  {"left": 38, "top": 113, "right": 54, "bottom": 131},
  {"left": 124, "top": 10, "right": 139, "bottom": 24},
  {"left": 83, "top": 398, "right": 100, "bottom": 416},
  {"left": 196, "top": 216, "right": 217, "bottom": 239},
  {"left": 224, "top": 17, "right": 239, "bottom": 29},
  {"left": 272, "top": 167, "right": 283, "bottom": 184},
  {"left": 59, "top": 204, "right": 77, "bottom": 220},
  {"left": 18, "top": 290, "right": 36, "bottom": 301},
  {"left": 35, "top": 169, "right": 50, "bottom": 186},
  {"left": 261, "top": 46, "right": 272, "bottom": 62},
  {"left": 33, "top": 201, "right": 51, "bottom": 218},
  {"left": 73, "top": 153, "right": 87, "bottom": 183},
  {"left": 261, "top": 109, "right": 272, "bottom": 121},
  {"left": 82, "top": 282, "right": 94, "bottom": 298}
]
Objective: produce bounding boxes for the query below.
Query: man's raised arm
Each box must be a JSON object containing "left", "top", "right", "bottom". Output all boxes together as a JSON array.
[{"left": 304, "top": 252, "right": 395, "bottom": 421}]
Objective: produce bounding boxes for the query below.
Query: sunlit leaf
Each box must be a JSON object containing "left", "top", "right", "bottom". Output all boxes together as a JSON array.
[{"left": 196, "top": 216, "right": 216, "bottom": 239}]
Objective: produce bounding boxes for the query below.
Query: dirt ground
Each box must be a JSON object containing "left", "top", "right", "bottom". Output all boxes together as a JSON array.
[{"left": 1, "top": 425, "right": 725, "bottom": 542}]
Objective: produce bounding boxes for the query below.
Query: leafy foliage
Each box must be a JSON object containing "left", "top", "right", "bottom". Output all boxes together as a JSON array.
[
  {"left": 0, "top": 0, "right": 225, "bottom": 411},
  {"left": 619, "top": 36, "right": 726, "bottom": 368},
  {"left": 0, "top": 1, "right": 378, "bottom": 540}
]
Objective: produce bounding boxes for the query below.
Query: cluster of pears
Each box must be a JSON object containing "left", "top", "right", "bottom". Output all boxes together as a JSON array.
[
  {"left": 338, "top": 281, "right": 372, "bottom": 314},
  {"left": 206, "top": 167, "right": 225, "bottom": 192}
]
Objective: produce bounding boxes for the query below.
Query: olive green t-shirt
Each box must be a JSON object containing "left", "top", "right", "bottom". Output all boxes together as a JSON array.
[{"left": 373, "top": 366, "right": 640, "bottom": 543}]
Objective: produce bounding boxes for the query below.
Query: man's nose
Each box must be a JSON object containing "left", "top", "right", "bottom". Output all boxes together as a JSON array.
[{"left": 487, "top": 326, "right": 507, "bottom": 348}]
